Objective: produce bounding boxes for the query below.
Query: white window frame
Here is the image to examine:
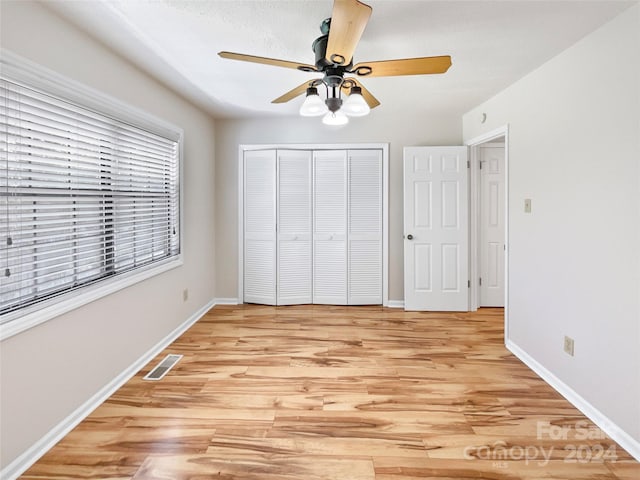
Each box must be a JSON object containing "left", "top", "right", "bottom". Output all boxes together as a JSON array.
[{"left": 0, "top": 50, "right": 184, "bottom": 340}]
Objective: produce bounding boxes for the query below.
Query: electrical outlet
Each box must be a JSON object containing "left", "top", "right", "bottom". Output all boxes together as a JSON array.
[
  {"left": 563, "top": 336, "right": 574, "bottom": 356},
  {"left": 182, "top": 288, "right": 189, "bottom": 302}
]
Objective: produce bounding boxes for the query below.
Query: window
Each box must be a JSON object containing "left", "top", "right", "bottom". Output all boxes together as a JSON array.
[{"left": 0, "top": 58, "right": 181, "bottom": 335}]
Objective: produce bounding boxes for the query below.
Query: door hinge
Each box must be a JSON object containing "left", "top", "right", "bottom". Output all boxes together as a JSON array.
[
  {"left": 467, "top": 280, "right": 470, "bottom": 288},
  {"left": 467, "top": 160, "right": 470, "bottom": 169},
  {"left": 479, "top": 161, "right": 483, "bottom": 170},
  {"left": 479, "top": 277, "right": 482, "bottom": 286}
]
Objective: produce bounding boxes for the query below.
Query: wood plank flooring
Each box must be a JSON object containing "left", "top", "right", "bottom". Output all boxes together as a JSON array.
[{"left": 22, "top": 305, "right": 639, "bottom": 479}]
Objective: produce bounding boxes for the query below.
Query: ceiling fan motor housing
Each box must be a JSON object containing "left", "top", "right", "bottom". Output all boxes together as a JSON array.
[{"left": 312, "top": 18, "right": 353, "bottom": 71}]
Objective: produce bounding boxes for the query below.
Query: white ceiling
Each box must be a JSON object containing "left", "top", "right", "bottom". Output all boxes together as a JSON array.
[{"left": 44, "top": 0, "right": 635, "bottom": 119}]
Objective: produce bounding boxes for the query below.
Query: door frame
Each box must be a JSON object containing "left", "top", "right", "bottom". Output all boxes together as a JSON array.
[
  {"left": 237, "top": 143, "right": 390, "bottom": 306},
  {"left": 465, "top": 126, "right": 510, "bottom": 334}
]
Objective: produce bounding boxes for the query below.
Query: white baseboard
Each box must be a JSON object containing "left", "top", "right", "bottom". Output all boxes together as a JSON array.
[
  {"left": 506, "top": 339, "right": 640, "bottom": 462},
  {"left": 213, "top": 297, "right": 239, "bottom": 305},
  {"left": 1, "top": 298, "right": 217, "bottom": 480},
  {"left": 387, "top": 300, "right": 405, "bottom": 309}
]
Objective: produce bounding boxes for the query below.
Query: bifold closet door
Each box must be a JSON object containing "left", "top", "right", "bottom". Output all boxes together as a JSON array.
[
  {"left": 244, "top": 150, "right": 276, "bottom": 305},
  {"left": 348, "top": 149, "right": 383, "bottom": 304},
  {"left": 277, "top": 150, "right": 312, "bottom": 305},
  {"left": 313, "top": 150, "right": 348, "bottom": 304}
]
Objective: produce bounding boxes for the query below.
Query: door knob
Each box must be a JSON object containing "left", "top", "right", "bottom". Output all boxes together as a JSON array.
[{"left": 407, "top": 234, "right": 413, "bottom": 240}]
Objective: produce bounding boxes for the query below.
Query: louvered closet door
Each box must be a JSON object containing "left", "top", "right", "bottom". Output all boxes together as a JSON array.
[
  {"left": 313, "top": 150, "right": 348, "bottom": 304},
  {"left": 348, "top": 150, "right": 383, "bottom": 304},
  {"left": 277, "top": 150, "right": 312, "bottom": 305},
  {"left": 244, "top": 150, "right": 277, "bottom": 305}
]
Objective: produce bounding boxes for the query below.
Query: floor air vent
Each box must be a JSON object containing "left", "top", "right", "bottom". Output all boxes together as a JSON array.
[{"left": 143, "top": 354, "right": 183, "bottom": 381}]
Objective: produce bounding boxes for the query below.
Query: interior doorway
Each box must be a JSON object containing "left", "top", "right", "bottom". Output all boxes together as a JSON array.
[
  {"left": 467, "top": 126, "right": 509, "bottom": 320},
  {"left": 478, "top": 141, "right": 506, "bottom": 307}
]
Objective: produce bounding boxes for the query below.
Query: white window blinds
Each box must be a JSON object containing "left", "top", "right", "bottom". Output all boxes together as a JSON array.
[{"left": 0, "top": 77, "right": 180, "bottom": 318}]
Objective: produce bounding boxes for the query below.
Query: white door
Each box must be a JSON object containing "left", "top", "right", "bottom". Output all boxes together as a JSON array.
[
  {"left": 313, "top": 150, "right": 348, "bottom": 304},
  {"left": 277, "top": 150, "right": 312, "bottom": 305},
  {"left": 403, "top": 146, "right": 469, "bottom": 311},
  {"left": 479, "top": 143, "right": 505, "bottom": 307},
  {"left": 244, "top": 150, "right": 277, "bottom": 304},
  {"left": 348, "top": 149, "right": 382, "bottom": 304}
]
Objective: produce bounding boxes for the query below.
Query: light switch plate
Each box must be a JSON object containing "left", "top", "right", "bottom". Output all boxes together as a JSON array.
[
  {"left": 524, "top": 199, "right": 532, "bottom": 213},
  {"left": 564, "top": 336, "right": 575, "bottom": 356}
]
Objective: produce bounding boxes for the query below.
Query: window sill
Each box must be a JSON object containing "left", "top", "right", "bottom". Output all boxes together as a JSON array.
[{"left": 0, "top": 256, "right": 183, "bottom": 341}]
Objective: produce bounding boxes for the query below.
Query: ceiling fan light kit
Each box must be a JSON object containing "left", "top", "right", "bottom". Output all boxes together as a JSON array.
[
  {"left": 299, "top": 87, "right": 328, "bottom": 116},
  {"left": 342, "top": 86, "right": 370, "bottom": 117},
  {"left": 219, "top": 0, "right": 452, "bottom": 125}
]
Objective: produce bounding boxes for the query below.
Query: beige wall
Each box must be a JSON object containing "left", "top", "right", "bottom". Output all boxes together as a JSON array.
[
  {"left": 214, "top": 114, "right": 462, "bottom": 302},
  {"left": 464, "top": 5, "right": 640, "bottom": 443},
  {"left": 0, "top": 1, "right": 217, "bottom": 468}
]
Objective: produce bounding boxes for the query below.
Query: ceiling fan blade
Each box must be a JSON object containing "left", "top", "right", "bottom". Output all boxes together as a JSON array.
[
  {"left": 342, "top": 78, "right": 380, "bottom": 109},
  {"left": 272, "top": 81, "right": 317, "bottom": 104},
  {"left": 325, "top": 0, "right": 372, "bottom": 66},
  {"left": 219, "top": 51, "right": 317, "bottom": 72},
  {"left": 351, "top": 56, "right": 452, "bottom": 77}
]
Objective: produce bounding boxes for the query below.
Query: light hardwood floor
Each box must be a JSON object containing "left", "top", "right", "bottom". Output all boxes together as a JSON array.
[{"left": 22, "top": 305, "right": 639, "bottom": 479}]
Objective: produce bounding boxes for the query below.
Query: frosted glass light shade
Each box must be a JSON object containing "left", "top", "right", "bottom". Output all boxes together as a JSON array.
[
  {"left": 322, "top": 110, "right": 349, "bottom": 126},
  {"left": 299, "top": 88, "right": 328, "bottom": 116},
  {"left": 342, "top": 87, "right": 370, "bottom": 117}
]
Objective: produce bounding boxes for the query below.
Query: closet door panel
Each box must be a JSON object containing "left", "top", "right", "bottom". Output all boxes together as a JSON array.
[
  {"left": 244, "top": 147, "right": 383, "bottom": 307},
  {"left": 349, "top": 240, "right": 381, "bottom": 302},
  {"left": 313, "top": 150, "right": 347, "bottom": 304},
  {"left": 244, "top": 150, "right": 277, "bottom": 304},
  {"left": 277, "top": 150, "right": 312, "bottom": 305},
  {"left": 348, "top": 149, "right": 383, "bottom": 304}
]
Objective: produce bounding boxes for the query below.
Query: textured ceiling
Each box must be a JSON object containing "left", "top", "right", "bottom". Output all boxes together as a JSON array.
[{"left": 45, "top": 0, "right": 636, "bottom": 119}]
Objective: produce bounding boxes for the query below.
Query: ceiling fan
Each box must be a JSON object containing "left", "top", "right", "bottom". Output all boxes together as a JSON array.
[{"left": 218, "top": 0, "right": 451, "bottom": 125}]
